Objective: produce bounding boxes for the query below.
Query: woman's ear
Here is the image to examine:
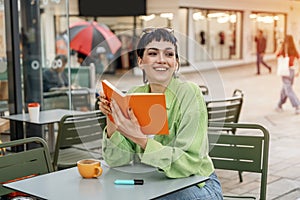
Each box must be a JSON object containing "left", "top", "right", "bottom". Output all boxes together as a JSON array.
[
  {"left": 175, "top": 59, "right": 179, "bottom": 71},
  {"left": 138, "top": 57, "right": 144, "bottom": 69}
]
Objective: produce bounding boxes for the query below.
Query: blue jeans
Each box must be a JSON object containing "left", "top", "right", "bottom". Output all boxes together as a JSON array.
[
  {"left": 154, "top": 172, "right": 223, "bottom": 200},
  {"left": 278, "top": 68, "right": 300, "bottom": 108}
]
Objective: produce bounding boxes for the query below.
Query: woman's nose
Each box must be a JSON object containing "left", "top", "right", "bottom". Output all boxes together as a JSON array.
[{"left": 157, "top": 52, "right": 166, "bottom": 63}]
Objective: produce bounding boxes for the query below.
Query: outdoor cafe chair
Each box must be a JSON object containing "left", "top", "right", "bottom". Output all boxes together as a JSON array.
[
  {"left": 52, "top": 111, "right": 106, "bottom": 171},
  {"left": 69, "top": 87, "right": 93, "bottom": 111},
  {"left": 0, "top": 137, "right": 53, "bottom": 197},
  {"left": 208, "top": 122, "right": 269, "bottom": 200},
  {"left": 206, "top": 89, "right": 244, "bottom": 134},
  {"left": 206, "top": 89, "right": 244, "bottom": 182},
  {"left": 43, "top": 87, "right": 93, "bottom": 111}
]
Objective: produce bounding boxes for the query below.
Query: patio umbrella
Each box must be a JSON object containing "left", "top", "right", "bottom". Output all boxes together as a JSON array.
[{"left": 68, "top": 21, "right": 122, "bottom": 56}]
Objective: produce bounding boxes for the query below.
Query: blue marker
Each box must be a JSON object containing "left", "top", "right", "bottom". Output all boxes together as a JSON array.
[{"left": 114, "top": 179, "right": 144, "bottom": 185}]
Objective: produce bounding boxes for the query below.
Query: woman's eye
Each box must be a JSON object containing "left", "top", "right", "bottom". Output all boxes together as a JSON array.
[
  {"left": 165, "top": 52, "right": 175, "bottom": 57},
  {"left": 148, "top": 51, "right": 157, "bottom": 56}
]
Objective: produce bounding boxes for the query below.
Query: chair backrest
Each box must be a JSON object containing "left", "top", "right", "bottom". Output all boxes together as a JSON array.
[
  {"left": 208, "top": 122, "right": 269, "bottom": 200},
  {"left": 69, "top": 88, "right": 93, "bottom": 111},
  {"left": 43, "top": 88, "right": 93, "bottom": 111},
  {"left": 0, "top": 137, "right": 53, "bottom": 196},
  {"left": 43, "top": 90, "right": 69, "bottom": 110},
  {"left": 65, "top": 65, "right": 95, "bottom": 89},
  {"left": 206, "top": 89, "right": 244, "bottom": 134},
  {"left": 52, "top": 111, "right": 106, "bottom": 170}
]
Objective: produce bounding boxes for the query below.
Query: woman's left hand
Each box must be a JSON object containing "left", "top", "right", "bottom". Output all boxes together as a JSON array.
[{"left": 110, "top": 99, "right": 148, "bottom": 149}]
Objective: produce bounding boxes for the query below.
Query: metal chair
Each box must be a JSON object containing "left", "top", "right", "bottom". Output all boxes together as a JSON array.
[
  {"left": 43, "top": 87, "right": 93, "bottom": 111},
  {"left": 43, "top": 90, "right": 69, "bottom": 110},
  {"left": 0, "top": 137, "right": 53, "bottom": 197},
  {"left": 52, "top": 111, "right": 106, "bottom": 171},
  {"left": 208, "top": 123, "right": 269, "bottom": 200},
  {"left": 206, "top": 89, "right": 244, "bottom": 182},
  {"left": 69, "top": 88, "right": 93, "bottom": 111},
  {"left": 206, "top": 89, "right": 244, "bottom": 134}
]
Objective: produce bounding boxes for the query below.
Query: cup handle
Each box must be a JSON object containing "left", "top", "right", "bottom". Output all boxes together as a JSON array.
[{"left": 93, "top": 166, "right": 103, "bottom": 177}]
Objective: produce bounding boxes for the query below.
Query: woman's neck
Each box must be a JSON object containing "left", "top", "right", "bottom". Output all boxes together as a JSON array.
[{"left": 149, "top": 83, "right": 167, "bottom": 93}]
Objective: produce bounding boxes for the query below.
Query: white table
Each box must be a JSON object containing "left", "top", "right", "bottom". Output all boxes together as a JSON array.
[
  {"left": 4, "top": 163, "right": 209, "bottom": 200},
  {"left": 2, "top": 109, "right": 84, "bottom": 152}
]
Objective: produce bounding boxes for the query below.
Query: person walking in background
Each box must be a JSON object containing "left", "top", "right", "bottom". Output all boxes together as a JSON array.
[
  {"left": 254, "top": 29, "right": 272, "bottom": 75},
  {"left": 94, "top": 46, "right": 108, "bottom": 75},
  {"left": 43, "top": 54, "right": 68, "bottom": 92},
  {"left": 275, "top": 35, "right": 300, "bottom": 114},
  {"left": 99, "top": 28, "right": 223, "bottom": 199}
]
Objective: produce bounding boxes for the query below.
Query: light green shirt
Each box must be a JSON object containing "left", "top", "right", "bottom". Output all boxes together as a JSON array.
[{"left": 102, "top": 78, "right": 214, "bottom": 179}]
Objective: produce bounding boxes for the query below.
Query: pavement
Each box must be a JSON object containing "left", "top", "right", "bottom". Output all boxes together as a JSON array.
[
  {"left": 205, "top": 61, "right": 300, "bottom": 200},
  {"left": 101, "top": 60, "right": 300, "bottom": 200}
]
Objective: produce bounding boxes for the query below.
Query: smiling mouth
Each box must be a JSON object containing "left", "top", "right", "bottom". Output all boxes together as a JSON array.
[{"left": 153, "top": 67, "right": 168, "bottom": 71}]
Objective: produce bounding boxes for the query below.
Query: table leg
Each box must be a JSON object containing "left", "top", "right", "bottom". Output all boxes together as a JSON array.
[{"left": 47, "top": 123, "right": 55, "bottom": 153}]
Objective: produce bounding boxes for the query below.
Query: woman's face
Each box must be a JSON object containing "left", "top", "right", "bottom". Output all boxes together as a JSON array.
[{"left": 138, "top": 40, "right": 178, "bottom": 86}]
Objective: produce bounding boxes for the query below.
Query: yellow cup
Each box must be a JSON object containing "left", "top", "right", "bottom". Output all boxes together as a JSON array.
[{"left": 77, "top": 159, "right": 103, "bottom": 178}]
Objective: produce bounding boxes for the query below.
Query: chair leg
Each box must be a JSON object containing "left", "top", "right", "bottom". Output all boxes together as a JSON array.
[
  {"left": 238, "top": 171, "right": 243, "bottom": 182},
  {"left": 231, "top": 129, "right": 243, "bottom": 183},
  {"left": 231, "top": 130, "right": 243, "bottom": 182}
]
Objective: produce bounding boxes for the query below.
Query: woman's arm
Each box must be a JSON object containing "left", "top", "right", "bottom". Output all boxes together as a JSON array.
[
  {"left": 141, "top": 83, "right": 213, "bottom": 178},
  {"left": 99, "top": 92, "right": 137, "bottom": 167},
  {"left": 102, "top": 128, "right": 136, "bottom": 167}
]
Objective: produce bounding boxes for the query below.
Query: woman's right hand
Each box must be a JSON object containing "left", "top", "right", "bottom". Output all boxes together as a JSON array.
[
  {"left": 98, "top": 91, "right": 117, "bottom": 138},
  {"left": 98, "top": 91, "right": 111, "bottom": 116}
]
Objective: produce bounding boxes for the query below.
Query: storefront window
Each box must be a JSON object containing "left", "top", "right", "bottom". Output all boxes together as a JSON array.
[
  {"left": 250, "top": 12, "right": 286, "bottom": 54},
  {"left": 192, "top": 9, "right": 242, "bottom": 61},
  {"left": 16, "top": 0, "right": 72, "bottom": 110}
]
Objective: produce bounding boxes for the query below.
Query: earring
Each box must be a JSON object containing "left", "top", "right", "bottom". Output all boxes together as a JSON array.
[
  {"left": 142, "top": 69, "right": 148, "bottom": 84},
  {"left": 173, "top": 71, "right": 179, "bottom": 78},
  {"left": 173, "top": 64, "right": 180, "bottom": 78}
]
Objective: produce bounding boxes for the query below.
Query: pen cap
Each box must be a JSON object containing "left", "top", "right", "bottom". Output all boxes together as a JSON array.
[{"left": 134, "top": 179, "right": 144, "bottom": 185}]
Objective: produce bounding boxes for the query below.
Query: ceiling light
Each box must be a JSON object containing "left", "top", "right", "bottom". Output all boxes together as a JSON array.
[
  {"left": 160, "top": 13, "right": 173, "bottom": 20},
  {"left": 140, "top": 14, "right": 155, "bottom": 21},
  {"left": 208, "top": 12, "right": 227, "bottom": 18},
  {"left": 193, "top": 12, "right": 205, "bottom": 20},
  {"left": 249, "top": 14, "right": 257, "bottom": 19}
]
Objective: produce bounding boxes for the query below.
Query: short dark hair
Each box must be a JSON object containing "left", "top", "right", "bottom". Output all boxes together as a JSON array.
[
  {"left": 136, "top": 28, "right": 179, "bottom": 59},
  {"left": 55, "top": 54, "right": 68, "bottom": 64}
]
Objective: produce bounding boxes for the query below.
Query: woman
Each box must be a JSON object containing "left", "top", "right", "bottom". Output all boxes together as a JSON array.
[
  {"left": 99, "top": 28, "right": 223, "bottom": 199},
  {"left": 276, "top": 35, "right": 300, "bottom": 114}
]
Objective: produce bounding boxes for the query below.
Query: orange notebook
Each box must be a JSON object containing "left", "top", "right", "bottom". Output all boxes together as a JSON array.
[{"left": 101, "top": 80, "right": 169, "bottom": 135}]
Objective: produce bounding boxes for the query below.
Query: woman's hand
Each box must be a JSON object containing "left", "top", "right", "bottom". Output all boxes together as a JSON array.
[
  {"left": 98, "top": 91, "right": 116, "bottom": 137},
  {"left": 110, "top": 99, "right": 148, "bottom": 149},
  {"left": 98, "top": 91, "right": 111, "bottom": 115}
]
